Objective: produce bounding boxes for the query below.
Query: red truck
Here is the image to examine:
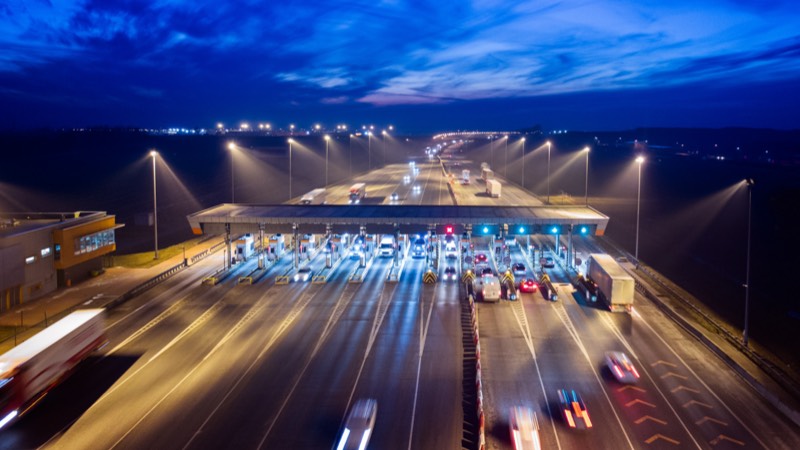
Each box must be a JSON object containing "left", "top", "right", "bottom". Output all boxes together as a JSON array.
[{"left": 0, "top": 308, "right": 107, "bottom": 429}]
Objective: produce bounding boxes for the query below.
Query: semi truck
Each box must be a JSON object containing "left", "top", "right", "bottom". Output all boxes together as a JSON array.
[
  {"left": 486, "top": 179, "right": 502, "bottom": 198},
  {"left": 585, "top": 254, "right": 635, "bottom": 312},
  {"left": 300, "top": 188, "right": 327, "bottom": 205},
  {"left": 0, "top": 309, "right": 107, "bottom": 429},
  {"left": 348, "top": 183, "right": 366, "bottom": 204},
  {"left": 461, "top": 169, "right": 471, "bottom": 184}
]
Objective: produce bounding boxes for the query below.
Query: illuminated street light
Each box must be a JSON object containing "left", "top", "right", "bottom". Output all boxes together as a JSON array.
[
  {"left": 367, "top": 131, "right": 372, "bottom": 170},
  {"left": 240, "top": 122, "right": 249, "bottom": 130},
  {"left": 546, "top": 141, "right": 552, "bottom": 204},
  {"left": 349, "top": 134, "right": 354, "bottom": 178},
  {"left": 635, "top": 156, "right": 645, "bottom": 261},
  {"left": 315, "top": 124, "right": 321, "bottom": 131},
  {"left": 149, "top": 150, "right": 159, "bottom": 260},
  {"left": 227, "top": 142, "right": 236, "bottom": 203},
  {"left": 388, "top": 125, "right": 394, "bottom": 131},
  {"left": 324, "top": 135, "right": 330, "bottom": 187},
  {"left": 584, "top": 146, "right": 590, "bottom": 205},
  {"left": 743, "top": 178, "right": 755, "bottom": 347},
  {"left": 521, "top": 138, "right": 526, "bottom": 190},
  {"left": 216, "top": 123, "right": 223, "bottom": 129},
  {"left": 290, "top": 124, "right": 295, "bottom": 135},
  {"left": 288, "top": 138, "right": 295, "bottom": 200},
  {"left": 382, "top": 130, "right": 388, "bottom": 167}
]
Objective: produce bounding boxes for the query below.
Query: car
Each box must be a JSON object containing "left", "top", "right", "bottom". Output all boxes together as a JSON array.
[
  {"left": 294, "top": 267, "right": 313, "bottom": 282},
  {"left": 444, "top": 266, "right": 457, "bottom": 281},
  {"left": 519, "top": 278, "right": 539, "bottom": 293},
  {"left": 509, "top": 406, "right": 542, "bottom": 450},
  {"left": 512, "top": 263, "right": 526, "bottom": 276},
  {"left": 390, "top": 192, "right": 399, "bottom": 202},
  {"left": 604, "top": 351, "right": 640, "bottom": 383},
  {"left": 403, "top": 175, "right": 411, "bottom": 184},
  {"left": 480, "top": 266, "right": 494, "bottom": 277},
  {"left": 474, "top": 253, "right": 488, "bottom": 263},
  {"left": 413, "top": 185, "right": 421, "bottom": 194},
  {"left": 541, "top": 256, "right": 555, "bottom": 268},
  {"left": 335, "top": 398, "right": 377, "bottom": 450},
  {"left": 557, "top": 389, "right": 592, "bottom": 430}
]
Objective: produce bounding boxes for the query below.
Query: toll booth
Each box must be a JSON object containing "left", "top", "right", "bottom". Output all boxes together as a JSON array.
[
  {"left": 234, "top": 234, "right": 255, "bottom": 262},
  {"left": 397, "top": 234, "right": 407, "bottom": 256},
  {"left": 300, "top": 234, "right": 316, "bottom": 260},
  {"left": 267, "top": 234, "right": 285, "bottom": 261},
  {"left": 328, "top": 234, "right": 349, "bottom": 268},
  {"left": 365, "top": 235, "right": 376, "bottom": 254}
]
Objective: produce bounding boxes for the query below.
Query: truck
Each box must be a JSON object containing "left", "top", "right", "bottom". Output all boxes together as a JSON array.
[
  {"left": 461, "top": 169, "right": 471, "bottom": 184},
  {"left": 486, "top": 179, "right": 502, "bottom": 198},
  {"left": 0, "top": 309, "right": 107, "bottom": 429},
  {"left": 586, "top": 254, "right": 635, "bottom": 312},
  {"left": 378, "top": 235, "right": 396, "bottom": 257},
  {"left": 348, "top": 183, "right": 366, "bottom": 204},
  {"left": 481, "top": 167, "right": 494, "bottom": 182},
  {"left": 300, "top": 188, "right": 327, "bottom": 205}
]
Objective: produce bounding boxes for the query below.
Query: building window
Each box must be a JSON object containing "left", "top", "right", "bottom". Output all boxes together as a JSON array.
[
  {"left": 41, "top": 247, "right": 52, "bottom": 257},
  {"left": 55, "top": 244, "right": 61, "bottom": 261},
  {"left": 74, "top": 229, "right": 116, "bottom": 255},
  {"left": 25, "top": 256, "right": 35, "bottom": 264}
]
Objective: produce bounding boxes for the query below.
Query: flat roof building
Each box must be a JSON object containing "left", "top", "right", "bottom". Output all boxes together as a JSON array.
[{"left": 0, "top": 212, "right": 122, "bottom": 312}]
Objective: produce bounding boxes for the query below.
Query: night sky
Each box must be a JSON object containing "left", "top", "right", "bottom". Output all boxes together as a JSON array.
[{"left": 2, "top": 0, "right": 799, "bottom": 132}]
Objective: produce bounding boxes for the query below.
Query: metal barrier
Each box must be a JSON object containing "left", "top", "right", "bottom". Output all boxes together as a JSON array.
[
  {"left": 275, "top": 275, "right": 290, "bottom": 285},
  {"left": 106, "top": 261, "right": 188, "bottom": 310},
  {"left": 348, "top": 274, "right": 363, "bottom": 283},
  {"left": 238, "top": 276, "right": 253, "bottom": 285},
  {"left": 311, "top": 275, "right": 326, "bottom": 284}
]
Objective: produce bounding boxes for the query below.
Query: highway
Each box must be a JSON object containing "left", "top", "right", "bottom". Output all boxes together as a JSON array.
[{"left": 1, "top": 144, "right": 798, "bottom": 449}]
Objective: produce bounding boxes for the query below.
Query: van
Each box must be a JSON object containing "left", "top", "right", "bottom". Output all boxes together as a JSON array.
[
  {"left": 378, "top": 235, "right": 395, "bottom": 257},
  {"left": 476, "top": 275, "right": 501, "bottom": 302}
]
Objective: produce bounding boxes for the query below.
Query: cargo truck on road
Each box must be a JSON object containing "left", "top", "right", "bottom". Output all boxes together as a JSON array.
[
  {"left": 0, "top": 309, "right": 107, "bottom": 429},
  {"left": 585, "top": 254, "right": 634, "bottom": 312},
  {"left": 486, "top": 179, "right": 502, "bottom": 198},
  {"left": 300, "top": 188, "right": 327, "bottom": 205}
]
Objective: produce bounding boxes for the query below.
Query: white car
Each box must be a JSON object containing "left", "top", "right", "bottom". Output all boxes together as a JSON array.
[
  {"left": 413, "top": 185, "right": 421, "bottom": 194},
  {"left": 605, "top": 351, "right": 640, "bottom": 383},
  {"left": 510, "top": 406, "right": 542, "bottom": 450},
  {"left": 403, "top": 175, "right": 411, "bottom": 184},
  {"left": 336, "top": 398, "right": 377, "bottom": 450},
  {"left": 293, "top": 267, "right": 313, "bottom": 282},
  {"left": 390, "top": 192, "right": 399, "bottom": 202}
]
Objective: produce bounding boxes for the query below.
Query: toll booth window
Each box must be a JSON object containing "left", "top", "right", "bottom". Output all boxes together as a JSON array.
[{"left": 74, "top": 229, "right": 116, "bottom": 255}]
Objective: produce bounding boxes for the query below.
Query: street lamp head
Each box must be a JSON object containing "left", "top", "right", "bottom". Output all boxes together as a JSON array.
[
  {"left": 382, "top": 130, "right": 387, "bottom": 135},
  {"left": 324, "top": 135, "right": 330, "bottom": 141},
  {"left": 149, "top": 150, "right": 158, "bottom": 158},
  {"left": 287, "top": 138, "right": 295, "bottom": 143},
  {"left": 546, "top": 140, "right": 551, "bottom": 146},
  {"left": 584, "top": 146, "right": 590, "bottom": 152},
  {"left": 745, "top": 178, "right": 755, "bottom": 186},
  {"left": 389, "top": 125, "right": 394, "bottom": 130},
  {"left": 521, "top": 137, "right": 525, "bottom": 142},
  {"left": 636, "top": 156, "right": 645, "bottom": 164},
  {"left": 228, "top": 142, "right": 235, "bottom": 150}
]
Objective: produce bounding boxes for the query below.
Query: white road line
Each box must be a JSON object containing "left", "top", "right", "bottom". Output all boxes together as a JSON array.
[
  {"left": 407, "top": 290, "right": 436, "bottom": 450},
  {"left": 632, "top": 309, "right": 769, "bottom": 449},
  {"left": 551, "top": 304, "right": 636, "bottom": 449},
  {"left": 510, "top": 298, "right": 562, "bottom": 450}
]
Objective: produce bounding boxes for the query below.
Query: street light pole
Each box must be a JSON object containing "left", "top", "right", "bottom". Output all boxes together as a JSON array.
[
  {"left": 546, "top": 141, "right": 551, "bottom": 204},
  {"left": 227, "top": 142, "right": 235, "bottom": 203},
  {"left": 521, "top": 138, "right": 526, "bottom": 190},
  {"left": 288, "top": 139, "right": 294, "bottom": 201},
  {"left": 367, "top": 131, "right": 372, "bottom": 170},
  {"left": 635, "top": 156, "right": 645, "bottom": 261},
  {"left": 504, "top": 135, "right": 508, "bottom": 177},
  {"left": 349, "top": 134, "right": 353, "bottom": 178},
  {"left": 324, "top": 135, "right": 330, "bottom": 187},
  {"left": 743, "top": 178, "right": 754, "bottom": 347},
  {"left": 382, "top": 130, "right": 387, "bottom": 167},
  {"left": 584, "top": 146, "right": 590, "bottom": 205},
  {"left": 491, "top": 136, "right": 495, "bottom": 170},
  {"left": 150, "top": 150, "right": 159, "bottom": 260}
]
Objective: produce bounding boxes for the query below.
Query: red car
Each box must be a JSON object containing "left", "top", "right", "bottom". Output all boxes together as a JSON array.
[
  {"left": 519, "top": 279, "right": 539, "bottom": 293},
  {"left": 474, "top": 253, "right": 488, "bottom": 263}
]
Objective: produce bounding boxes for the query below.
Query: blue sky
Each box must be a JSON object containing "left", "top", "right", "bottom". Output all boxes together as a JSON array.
[{"left": 1, "top": 0, "right": 799, "bottom": 132}]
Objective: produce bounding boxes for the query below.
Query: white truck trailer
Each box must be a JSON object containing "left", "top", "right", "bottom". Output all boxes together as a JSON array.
[
  {"left": 0, "top": 309, "right": 107, "bottom": 429},
  {"left": 461, "top": 169, "right": 471, "bottom": 184},
  {"left": 586, "top": 254, "right": 634, "bottom": 312},
  {"left": 481, "top": 168, "right": 494, "bottom": 182},
  {"left": 486, "top": 179, "right": 502, "bottom": 198},
  {"left": 300, "top": 188, "right": 327, "bottom": 205}
]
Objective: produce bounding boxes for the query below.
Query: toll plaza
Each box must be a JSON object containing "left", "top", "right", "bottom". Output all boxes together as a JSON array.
[{"left": 187, "top": 204, "right": 609, "bottom": 284}]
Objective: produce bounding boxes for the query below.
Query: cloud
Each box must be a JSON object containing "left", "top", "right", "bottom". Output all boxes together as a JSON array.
[{"left": 320, "top": 96, "right": 349, "bottom": 104}]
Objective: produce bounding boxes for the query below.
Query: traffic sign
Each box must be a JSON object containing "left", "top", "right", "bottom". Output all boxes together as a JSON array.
[{"left": 423, "top": 270, "right": 438, "bottom": 284}]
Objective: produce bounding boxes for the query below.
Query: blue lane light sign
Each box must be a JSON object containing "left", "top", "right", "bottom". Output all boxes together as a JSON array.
[
  {"left": 483, "top": 226, "right": 489, "bottom": 234},
  {"left": 518, "top": 226, "right": 526, "bottom": 234},
  {"left": 580, "top": 226, "right": 588, "bottom": 235},
  {"left": 550, "top": 226, "right": 559, "bottom": 234}
]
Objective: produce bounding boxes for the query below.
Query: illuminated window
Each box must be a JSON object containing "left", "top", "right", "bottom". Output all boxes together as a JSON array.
[
  {"left": 41, "top": 247, "right": 51, "bottom": 257},
  {"left": 74, "top": 229, "right": 116, "bottom": 255},
  {"left": 25, "top": 256, "right": 35, "bottom": 264}
]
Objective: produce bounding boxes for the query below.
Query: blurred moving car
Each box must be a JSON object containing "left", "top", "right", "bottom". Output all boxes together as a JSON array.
[
  {"left": 335, "top": 398, "right": 377, "bottom": 450},
  {"left": 512, "top": 263, "right": 526, "bottom": 276},
  {"left": 509, "top": 406, "right": 542, "bottom": 450},
  {"left": 474, "top": 253, "right": 488, "bottom": 263},
  {"left": 557, "top": 389, "right": 592, "bottom": 430},
  {"left": 390, "top": 192, "right": 399, "bottom": 202},
  {"left": 542, "top": 256, "right": 555, "bottom": 268},
  {"left": 519, "top": 278, "right": 539, "bottom": 293},
  {"left": 293, "top": 267, "right": 313, "bottom": 282},
  {"left": 479, "top": 266, "right": 494, "bottom": 277},
  {"left": 444, "top": 266, "right": 457, "bottom": 281},
  {"left": 604, "top": 351, "right": 640, "bottom": 383}
]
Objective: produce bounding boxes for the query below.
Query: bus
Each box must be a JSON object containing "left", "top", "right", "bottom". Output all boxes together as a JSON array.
[{"left": 348, "top": 183, "right": 366, "bottom": 204}]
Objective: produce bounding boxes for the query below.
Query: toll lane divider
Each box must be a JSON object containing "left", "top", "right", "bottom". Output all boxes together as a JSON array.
[
  {"left": 311, "top": 275, "right": 326, "bottom": 284},
  {"left": 275, "top": 275, "right": 290, "bottom": 285}
]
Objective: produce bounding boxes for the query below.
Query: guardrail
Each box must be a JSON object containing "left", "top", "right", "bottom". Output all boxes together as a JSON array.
[
  {"left": 275, "top": 275, "right": 290, "bottom": 285},
  {"left": 106, "top": 260, "right": 188, "bottom": 309},
  {"left": 311, "top": 275, "right": 326, "bottom": 284}
]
